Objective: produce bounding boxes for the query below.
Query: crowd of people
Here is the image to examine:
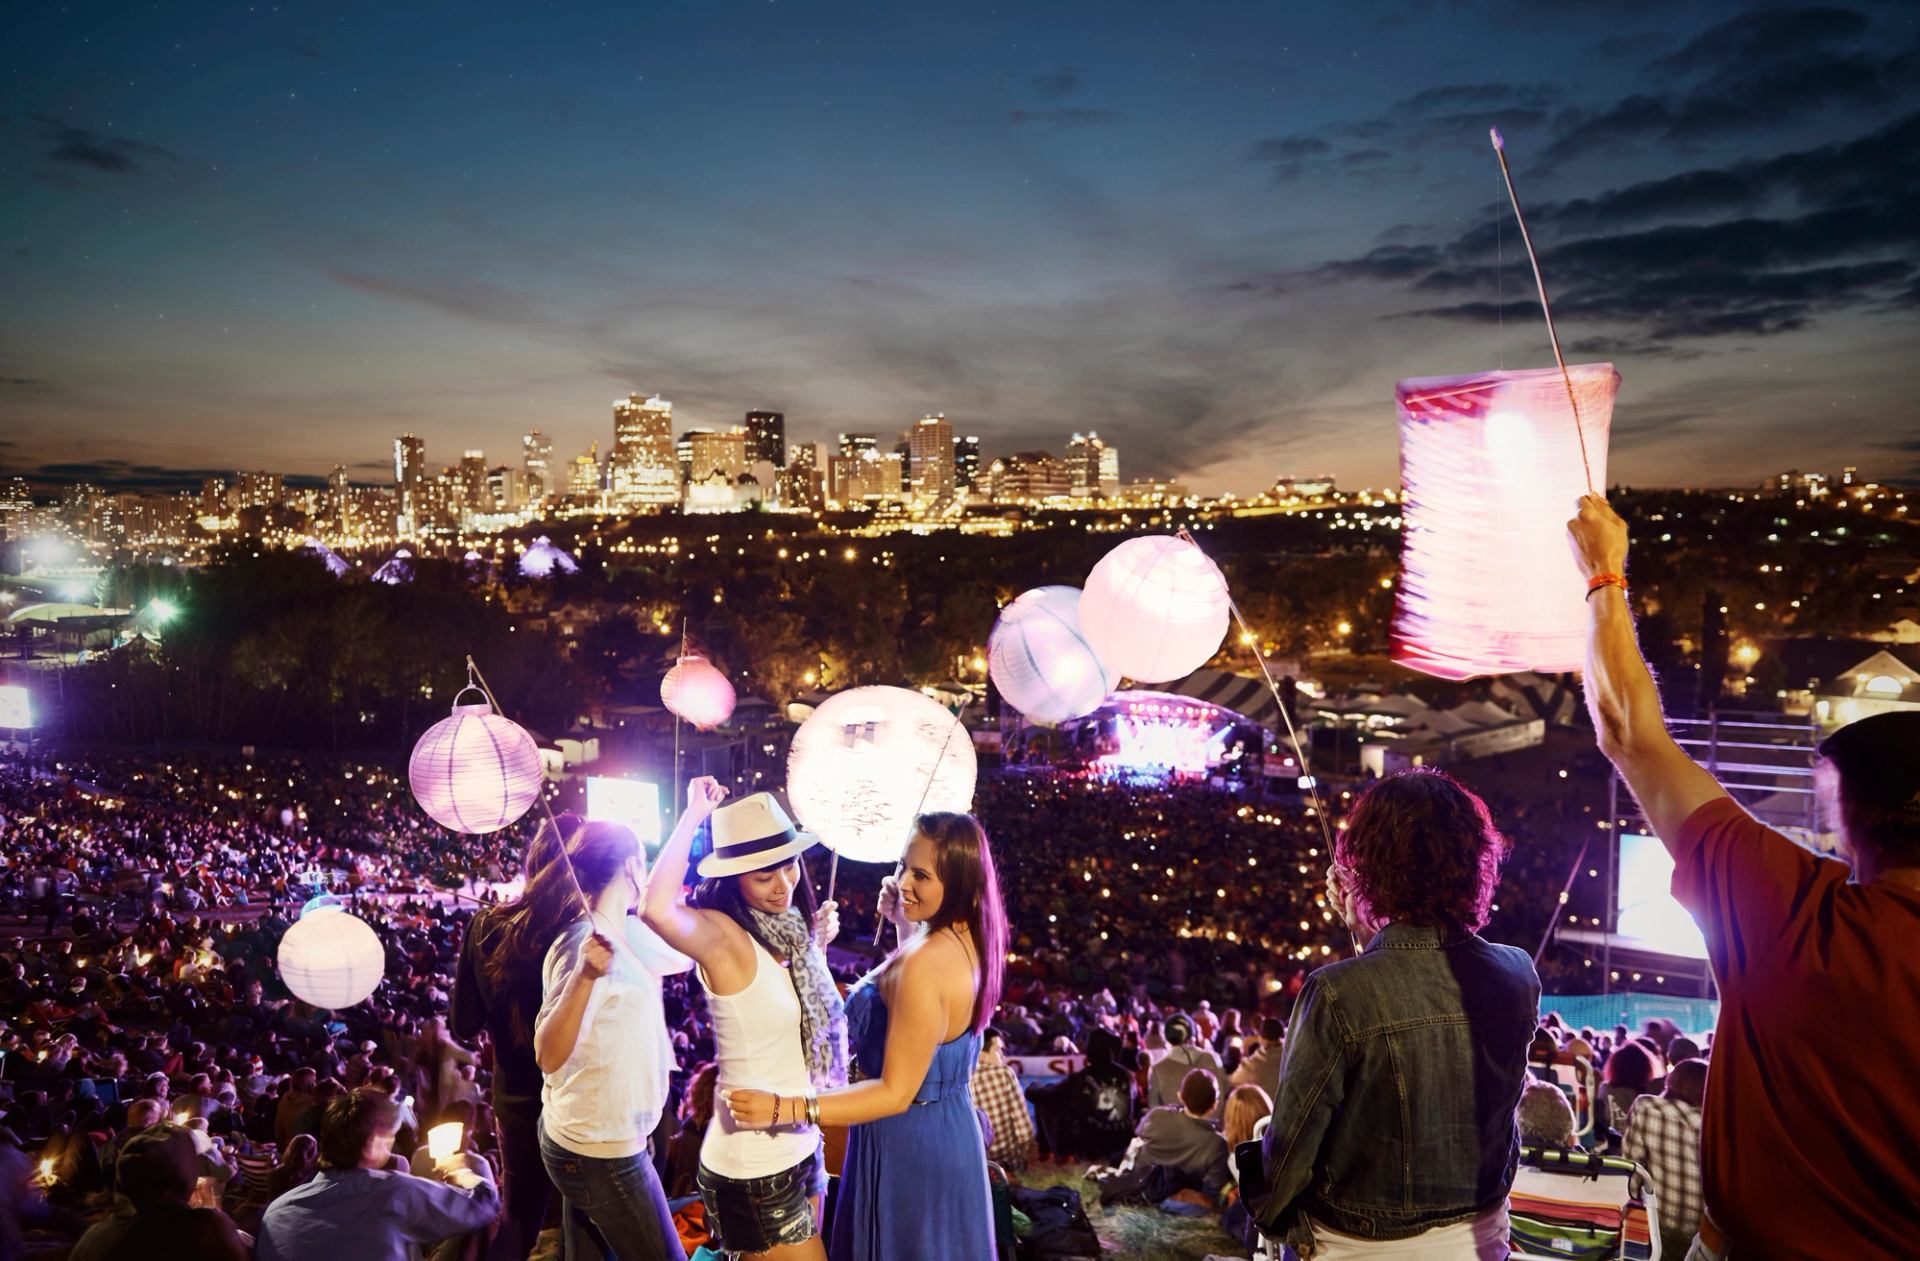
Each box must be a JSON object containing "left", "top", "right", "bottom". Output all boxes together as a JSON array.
[{"left": 0, "top": 496, "right": 1914, "bottom": 1260}]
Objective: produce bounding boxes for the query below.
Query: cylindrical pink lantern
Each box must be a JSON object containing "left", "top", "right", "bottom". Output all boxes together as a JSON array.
[
  {"left": 989, "top": 585, "right": 1114, "bottom": 725},
  {"left": 1393, "top": 362, "right": 1618, "bottom": 680},
  {"left": 408, "top": 697, "right": 544, "bottom": 833},
  {"left": 661, "top": 655, "right": 736, "bottom": 730},
  {"left": 1078, "top": 536, "right": 1231, "bottom": 684}
]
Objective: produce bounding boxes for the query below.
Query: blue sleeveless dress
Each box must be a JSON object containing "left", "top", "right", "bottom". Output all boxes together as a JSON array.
[{"left": 828, "top": 971, "right": 995, "bottom": 1261}]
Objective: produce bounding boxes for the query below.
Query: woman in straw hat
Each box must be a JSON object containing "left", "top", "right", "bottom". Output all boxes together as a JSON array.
[{"left": 643, "top": 785, "right": 846, "bottom": 1261}]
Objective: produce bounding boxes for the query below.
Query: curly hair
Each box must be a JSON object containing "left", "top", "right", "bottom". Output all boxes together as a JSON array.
[{"left": 1337, "top": 768, "right": 1508, "bottom": 934}]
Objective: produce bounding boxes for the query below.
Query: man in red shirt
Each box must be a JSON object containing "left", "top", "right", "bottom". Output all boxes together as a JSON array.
[{"left": 1568, "top": 494, "right": 1920, "bottom": 1259}]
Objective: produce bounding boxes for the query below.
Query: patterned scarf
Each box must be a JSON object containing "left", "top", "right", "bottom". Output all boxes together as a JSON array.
[{"left": 747, "top": 906, "right": 848, "bottom": 1091}]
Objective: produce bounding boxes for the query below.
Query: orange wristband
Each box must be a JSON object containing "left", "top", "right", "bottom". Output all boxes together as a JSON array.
[{"left": 1585, "top": 573, "right": 1627, "bottom": 599}]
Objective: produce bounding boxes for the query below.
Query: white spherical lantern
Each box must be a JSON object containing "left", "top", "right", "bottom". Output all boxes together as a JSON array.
[
  {"left": 661, "top": 654, "right": 736, "bottom": 730},
  {"left": 989, "top": 586, "right": 1115, "bottom": 725},
  {"left": 1078, "top": 536, "right": 1231, "bottom": 683},
  {"left": 278, "top": 908, "right": 386, "bottom": 1009},
  {"left": 787, "top": 686, "right": 977, "bottom": 865},
  {"left": 408, "top": 699, "right": 544, "bottom": 833}
]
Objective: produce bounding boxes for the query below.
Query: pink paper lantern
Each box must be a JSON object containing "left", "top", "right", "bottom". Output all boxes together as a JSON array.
[
  {"left": 1393, "top": 362, "right": 1618, "bottom": 680},
  {"left": 1078, "top": 536, "right": 1231, "bottom": 684},
  {"left": 408, "top": 701, "right": 544, "bottom": 833},
  {"left": 989, "top": 586, "right": 1115, "bottom": 725},
  {"left": 661, "top": 655, "right": 736, "bottom": 729}
]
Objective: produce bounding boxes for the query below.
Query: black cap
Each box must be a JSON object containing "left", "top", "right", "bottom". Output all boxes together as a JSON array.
[{"left": 1818, "top": 712, "right": 1920, "bottom": 811}]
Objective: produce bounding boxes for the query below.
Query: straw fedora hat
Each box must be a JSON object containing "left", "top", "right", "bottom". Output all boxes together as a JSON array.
[{"left": 696, "top": 792, "right": 819, "bottom": 879}]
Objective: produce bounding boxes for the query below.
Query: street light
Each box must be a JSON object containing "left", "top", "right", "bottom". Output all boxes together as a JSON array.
[{"left": 149, "top": 598, "right": 179, "bottom": 624}]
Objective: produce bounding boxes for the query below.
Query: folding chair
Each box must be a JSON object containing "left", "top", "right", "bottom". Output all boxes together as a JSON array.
[{"left": 1509, "top": 1145, "right": 1659, "bottom": 1260}]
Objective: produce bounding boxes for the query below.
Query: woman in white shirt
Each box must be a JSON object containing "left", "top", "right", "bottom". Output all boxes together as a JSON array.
[
  {"left": 488, "top": 810, "right": 707, "bottom": 1260},
  {"left": 643, "top": 783, "right": 845, "bottom": 1261}
]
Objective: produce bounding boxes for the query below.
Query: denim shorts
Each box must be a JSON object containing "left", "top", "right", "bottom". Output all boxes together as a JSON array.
[{"left": 697, "top": 1146, "right": 826, "bottom": 1256}]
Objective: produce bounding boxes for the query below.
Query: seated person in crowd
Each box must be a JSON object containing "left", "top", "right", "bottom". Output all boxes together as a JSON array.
[
  {"left": 1100, "top": 1068, "right": 1233, "bottom": 1204},
  {"left": 1147, "top": 1013, "right": 1227, "bottom": 1121},
  {"left": 1227, "top": 1017, "right": 1285, "bottom": 1103},
  {"left": 256, "top": 1087, "right": 499, "bottom": 1261},
  {"left": 1515, "top": 1080, "right": 1578, "bottom": 1151},
  {"left": 1623, "top": 1058, "right": 1707, "bottom": 1260},
  {"left": 1026, "top": 1027, "right": 1137, "bottom": 1164},
  {"left": 69, "top": 1123, "right": 250, "bottom": 1261},
  {"left": 971, "top": 1027, "right": 1036, "bottom": 1171}
]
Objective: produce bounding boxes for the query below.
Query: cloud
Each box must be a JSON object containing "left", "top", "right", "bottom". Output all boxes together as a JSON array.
[
  {"left": 1246, "top": 81, "right": 1559, "bottom": 181},
  {"left": 1260, "top": 103, "right": 1920, "bottom": 357},
  {"left": 1031, "top": 69, "right": 1081, "bottom": 99},
  {"left": 0, "top": 376, "right": 51, "bottom": 388},
  {"left": 1007, "top": 107, "right": 1122, "bottom": 127},
  {"left": 1652, "top": 5, "right": 1870, "bottom": 77},
  {"left": 1538, "top": 10, "right": 1919, "bottom": 164},
  {"left": 30, "top": 113, "right": 177, "bottom": 175}
]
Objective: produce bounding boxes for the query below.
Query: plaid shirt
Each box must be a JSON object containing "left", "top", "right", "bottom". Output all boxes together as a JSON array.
[
  {"left": 1623, "top": 1093, "right": 1704, "bottom": 1247},
  {"left": 971, "top": 1058, "right": 1035, "bottom": 1168}
]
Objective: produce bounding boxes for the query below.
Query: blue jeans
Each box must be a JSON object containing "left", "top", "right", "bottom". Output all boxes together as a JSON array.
[{"left": 538, "top": 1119, "right": 680, "bottom": 1261}]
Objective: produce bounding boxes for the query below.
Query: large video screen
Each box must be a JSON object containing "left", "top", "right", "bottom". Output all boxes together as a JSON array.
[
  {"left": 585, "top": 776, "right": 662, "bottom": 848},
  {"left": 1616, "top": 833, "right": 1708, "bottom": 959}
]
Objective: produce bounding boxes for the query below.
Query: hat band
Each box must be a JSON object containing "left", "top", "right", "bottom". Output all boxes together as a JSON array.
[{"left": 710, "top": 827, "right": 800, "bottom": 865}]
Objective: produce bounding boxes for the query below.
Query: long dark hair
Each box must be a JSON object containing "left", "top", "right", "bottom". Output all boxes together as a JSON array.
[
  {"left": 484, "top": 818, "right": 640, "bottom": 997},
  {"left": 689, "top": 852, "right": 820, "bottom": 961},
  {"left": 905, "top": 811, "right": 1007, "bottom": 1035}
]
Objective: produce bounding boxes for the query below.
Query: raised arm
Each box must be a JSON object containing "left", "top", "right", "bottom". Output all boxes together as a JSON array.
[
  {"left": 639, "top": 777, "right": 732, "bottom": 964},
  {"left": 1567, "top": 495, "right": 1727, "bottom": 849}
]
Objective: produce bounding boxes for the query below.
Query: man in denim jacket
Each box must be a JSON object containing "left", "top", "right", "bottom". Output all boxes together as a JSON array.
[{"left": 1245, "top": 769, "right": 1539, "bottom": 1259}]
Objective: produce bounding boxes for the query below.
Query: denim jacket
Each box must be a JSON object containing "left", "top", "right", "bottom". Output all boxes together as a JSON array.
[{"left": 1247, "top": 922, "right": 1540, "bottom": 1253}]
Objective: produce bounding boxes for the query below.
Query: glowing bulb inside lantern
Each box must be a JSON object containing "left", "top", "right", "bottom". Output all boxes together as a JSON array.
[{"left": 428, "top": 1122, "right": 464, "bottom": 1164}]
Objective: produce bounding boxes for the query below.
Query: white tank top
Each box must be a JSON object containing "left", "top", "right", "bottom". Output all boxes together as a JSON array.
[{"left": 699, "top": 933, "right": 820, "bottom": 1179}]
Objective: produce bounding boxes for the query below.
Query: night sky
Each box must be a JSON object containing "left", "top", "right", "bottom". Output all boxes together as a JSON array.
[{"left": 4, "top": 1, "right": 1917, "bottom": 497}]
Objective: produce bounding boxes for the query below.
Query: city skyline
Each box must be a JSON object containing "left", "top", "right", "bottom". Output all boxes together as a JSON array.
[{"left": 4, "top": 2, "right": 1918, "bottom": 496}]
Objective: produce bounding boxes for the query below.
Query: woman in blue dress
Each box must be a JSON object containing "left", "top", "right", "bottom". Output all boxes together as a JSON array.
[{"left": 722, "top": 811, "right": 1007, "bottom": 1261}]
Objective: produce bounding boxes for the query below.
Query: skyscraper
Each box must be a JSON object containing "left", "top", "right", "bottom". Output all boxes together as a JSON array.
[
  {"left": 459, "top": 450, "right": 490, "bottom": 514},
  {"left": 909, "top": 415, "right": 956, "bottom": 507},
  {"left": 393, "top": 434, "right": 427, "bottom": 531},
  {"left": 1066, "top": 432, "right": 1118, "bottom": 500},
  {"left": 611, "top": 394, "right": 679, "bottom": 507},
  {"left": 523, "top": 429, "right": 553, "bottom": 502},
  {"left": 988, "top": 451, "right": 1071, "bottom": 503},
  {"left": 839, "top": 432, "right": 878, "bottom": 457},
  {"left": 744, "top": 410, "right": 786, "bottom": 468},
  {"left": 568, "top": 444, "right": 602, "bottom": 500},
  {"left": 689, "top": 429, "right": 750, "bottom": 483},
  {"left": 954, "top": 435, "right": 981, "bottom": 491}
]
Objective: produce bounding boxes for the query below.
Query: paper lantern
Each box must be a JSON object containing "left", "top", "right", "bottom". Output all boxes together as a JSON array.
[
  {"left": 1078, "top": 536, "right": 1231, "bottom": 684},
  {"left": 1393, "top": 362, "right": 1618, "bottom": 680},
  {"left": 661, "top": 654, "right": 736, "bottom": 729},
  {"left": 519, "top": 536, "right": 579, "bottom": 578},
  {"left": 989, "top": 586, "right": 1115, "bottom": 725},
  {"left": 786, "top": 686, "right": 977, "bottom": 865},
  {"left": 278, "top": 907, "right": 386, "bottom": 1009},
  {"left": 408, "top": 700, "right": 544, "bottom": 833}
]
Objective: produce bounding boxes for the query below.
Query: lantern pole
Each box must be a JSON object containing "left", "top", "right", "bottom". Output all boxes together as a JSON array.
[
  {"left": 1173, "top": 530, "right": 1348, "bottom": 939},
  {"left": 1489, "top": 127, "right": 1596, "bottom": 496}
]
